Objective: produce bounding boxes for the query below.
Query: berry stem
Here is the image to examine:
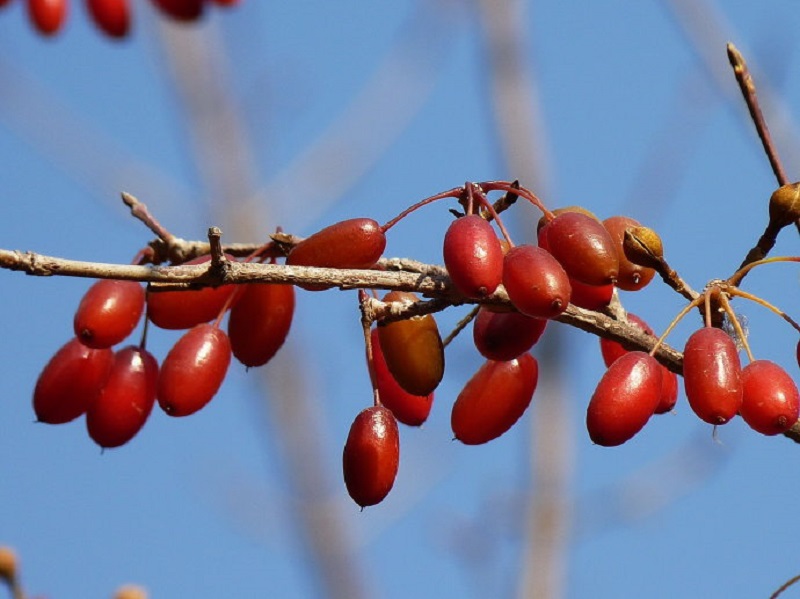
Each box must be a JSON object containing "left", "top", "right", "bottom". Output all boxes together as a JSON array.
[
  {"left": 716, "top": 291, "right": 754, "bottom": 362},
  {"left": 727, "top": 255, "right": 800, "bottom": 287},
  {"left": 380, "top": 186, "right": 463, "bottom": 232},
  {"left": 358, "top": 290, "right": 382, "bottom": 407},
  {"left": 469, "top": 183, "right": 515, "bottom": 247},
  {"left": 728, "top": 287, "right": 800, "bottom": 335},
  {"left": 442, "top": 305, "right": 480, "bottom": 348},
  {"left": 478, "top": 180, "right": 554, "bottom": 220},
  {"left": 649, "top": 292, "right": 706, "bottom": 358}
]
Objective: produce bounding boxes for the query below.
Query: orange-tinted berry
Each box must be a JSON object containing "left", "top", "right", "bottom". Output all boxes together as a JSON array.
[{"left": 377, "top": 291, "right": 444, "bottom": 396}]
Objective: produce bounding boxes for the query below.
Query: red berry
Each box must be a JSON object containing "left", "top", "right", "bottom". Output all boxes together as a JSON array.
[
  {"left": 472, "top": 307, "right": 547, "bottom": 361},
  {"left": 451, "top": 353, "right": 538, "bottom": 445},
  {"left": 149, "top": 0, "right": 202, "bottom": 21},
  {"left": 228, "top": 283, "right": 294, "bottom": 368},
  {"left": 502, "top": 245, "right": 571, "bottom": 319},
  {"left": 740, "top": 360, "right": 800, "bottom": 435},
  {"left": 342, "top": 406, "right": 400, "bottom": 508},
  {"left": 86, "top": 0, "right": 130, "bottom": 37},
  {"left": 569, "top": 279, "right": 615, "bottom": 311},
  {"left": 147, "top": 255, "right": 236, "bottom": 330},
  {"left": 586, "top": 352, "right": 663, "bottom": 446},
  {"left": 27, "top": 0, "right": 67, "bottom": 35},
  {"left": 599, "top": 313, "right": 679, "bottom": 414},
  {"left": 656, "top": 368, "right": 679, "bottom": 414},
  {"left": 74, "top": 279, "right": 145, "bottom": 349},
  {"left": 286, "top": 218, "right": 386, "bottom": 290},
  {"left": 377, "top": 291, "right": 444, "bottom": 396},
  {"left": 442, "top": 214, "right": 503, "bottom": 299},
  {"left": 370, "top": 329, "right": 433, "bottom": 427},
  {"left": 86, "top": 346, "right": 158, "bottom": 448},
  {"left": 602, "top": 216, "right": 656, "bottom": 292},
  {"left": 157, "top": 324, "right": 231, "bottom": 417},
  {"left": 682, "top": 327, "right": 742, "bottom": 425},
  {"left": 543, "top": 211, "right": 619, "bottom": 286},
  {"left": 33, "top": 338, "right": 113, "bottom": 424}
]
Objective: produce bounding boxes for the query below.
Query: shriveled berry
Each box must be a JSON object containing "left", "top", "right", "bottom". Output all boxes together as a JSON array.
[
  {"left": 74, "top": 279, "right": 145, "bottom": 349},
  {"left": 586, "top": 352, "right": 663, "bottom": 446},
  {"left": 34, "top": 338, "right": 113, "bottom": 424},
  {"left": 342, "top": 406, "right": 400, "bottom": 508},
  {"left": 603, "top": 216, "right": 656, "bottom": 291},
  {"left": 157, "top": 324, "right": 231, "bottom": 417},
  {"left": 451, "top": 353, "right": 538, "bottom": 445}
]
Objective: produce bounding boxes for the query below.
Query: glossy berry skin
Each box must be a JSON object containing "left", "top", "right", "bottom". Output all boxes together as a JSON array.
[
  {"left": 86, "top": 346, "right": 158, "bottom": 448},
  {"left": 451, "top": 353, "right": 538, "bottom": 445},
  {"left": 157, "top": 324, "right": 231, "bottom": 417},
  {"left": 656, "top": 367, "right": 679, "bottom": 415},
  {"left": 74, "top": 279, "right": 145, "bottom": 349},
  {"left": 377, "top": 291, "right": 444, "bottom": 396},
  {"left": 342, "top": 406, "right": 400, "bottom": 508},
  {"left": 228, "top": 283, "right": 295, "bottom": 368},
  {"left": 443, "top": 215, "right": 503, "bottom": 299},
  {"left": 147, "top": 255, "right": 236, "bottom": 330},
  {"left": 28, "top": 0, "right": 67, "bottom": 35},
  {"left": 586, "top": 352, "right": 663, "bottom": 446},
  {"left": 86, "top": 0, "right": 130, "bottom": 37},
  {"left": 603, "top": 216, "right": 656, "bottom": 292},
  {"left": 287, "top": 218, "right": 386, "bottom": 271},
  {"left": 543, "top": 212, "right": 619, "bottom": 286},
  {"left": 33, "top": 338, "right": 113, "bottom": 424},
  {"left": 472, "top": 307, "right": 547, "bottom": 361},
  {"left": 502, "top": 245, "right": 571, "bottom": 319},
  {"left": 569, "top": 279, "right": 614, "bottom": 311},
  {"left": 740, "top": 360, "right": 800, "bottom": 435},
  {"left": 370, "top": 329, "right": 433, "bottom": 427},
  {"left": 600, "top": 314, "right": 677, "bottom": 414},
  {"left": 682, "top": 327, "right": 742, "bottom": 425},
  {"left": 149, "top": 0, "right": 203, "bottom": 21}
]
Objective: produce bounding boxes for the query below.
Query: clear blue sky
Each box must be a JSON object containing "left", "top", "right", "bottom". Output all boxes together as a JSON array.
[{"left": 2, "top": 2, "right": 800, "bottom": 598}]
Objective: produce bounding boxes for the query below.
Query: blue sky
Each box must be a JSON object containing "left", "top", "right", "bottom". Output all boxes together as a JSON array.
[{"left": 2, "top": 2, "right": 800, "bottom": 598}]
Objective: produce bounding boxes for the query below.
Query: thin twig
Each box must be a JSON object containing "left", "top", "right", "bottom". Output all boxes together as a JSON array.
[{"left": 726, "top": 43, "right": 788, "bottom": 187}]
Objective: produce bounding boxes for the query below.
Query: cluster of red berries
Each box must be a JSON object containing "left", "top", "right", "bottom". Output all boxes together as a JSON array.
[
  {"left": 285, "top": 181, "right": 800, "bottom": 507},
  {"left": 2, "top": 0, "right": 239, "bottom": 38},
  {"left": 31, "top": 180, "right": 800, "bottom": 509},
  {"left": 33, "top": 252, "right": 294, "bottom": 449},
  {"left": 279, "top": 181, "right": 668, "bottom": 507}
]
